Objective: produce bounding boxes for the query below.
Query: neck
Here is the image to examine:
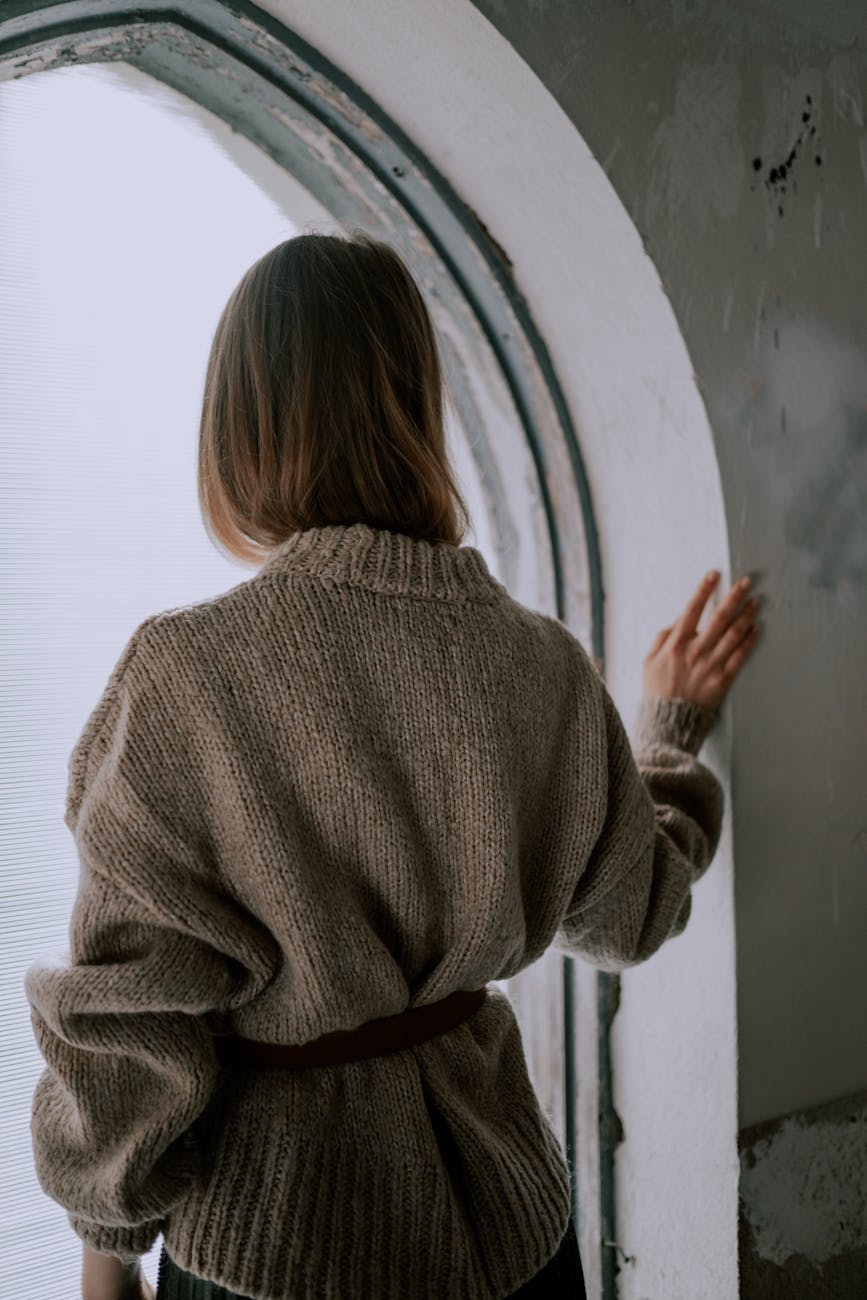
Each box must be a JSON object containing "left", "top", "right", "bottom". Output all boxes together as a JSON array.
[{"left": 255, "top": 521, "right": 499, "bottom": 602}]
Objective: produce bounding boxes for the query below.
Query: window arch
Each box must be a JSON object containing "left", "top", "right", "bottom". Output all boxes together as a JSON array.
[{"left": 1, "top": 5, "right": 735, "bottom": 1299}]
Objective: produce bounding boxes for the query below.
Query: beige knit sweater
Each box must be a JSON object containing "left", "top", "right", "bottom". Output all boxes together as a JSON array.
[{"left": 25, "top": 521, "right": 724, "bottom": 1300}]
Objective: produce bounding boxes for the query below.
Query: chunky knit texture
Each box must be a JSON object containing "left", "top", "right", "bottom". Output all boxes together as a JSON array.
[{"left": 25, "top": 521, "right": 724, "bottom": 1300}]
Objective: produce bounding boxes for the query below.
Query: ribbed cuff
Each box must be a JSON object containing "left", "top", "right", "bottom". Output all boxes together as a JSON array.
[
  {"left": 632, "top": 695, "right": 719, "bottom": 756},
  {"left": 68, "top": 1211, "right": 162, "bottom": 1262}
]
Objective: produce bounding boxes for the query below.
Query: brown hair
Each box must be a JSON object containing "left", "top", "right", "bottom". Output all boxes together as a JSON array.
[{"left": 197, "top": 229, "right": 471, "bottom": 565}]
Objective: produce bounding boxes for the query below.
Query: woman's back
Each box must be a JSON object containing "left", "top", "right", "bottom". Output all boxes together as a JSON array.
[
  {"left": 28, "top": 519, "right": 724, "bottom": 1299},
  {"left": 160, "top": 521, "right": 618, "bottom": 1014},
  {"left": 25, "top": 232, "right": 754, "bottom": 1300}
]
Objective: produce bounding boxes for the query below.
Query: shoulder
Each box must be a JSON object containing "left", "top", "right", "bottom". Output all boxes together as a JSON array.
[
  {"left": 499, "top": 595, "right": 600, "bottom": 682},
  {"left": 476, "top": 592, "right": 604, "bottom": 721},
  {"left": 541, "top": 612, "right": 600, "bottom": 676},
  {"left": 131, "top": 573, "right": 261, "bottom": 674},
  {"left": 65, "top": 580, "right": 253, "bottom": 810}
]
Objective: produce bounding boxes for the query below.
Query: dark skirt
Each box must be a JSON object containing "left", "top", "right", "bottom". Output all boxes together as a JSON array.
[{"left": 155, "top": 1216, "right": 587, "bottom": 1299}]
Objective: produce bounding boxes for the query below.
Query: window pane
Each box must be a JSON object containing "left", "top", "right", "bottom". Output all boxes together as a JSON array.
[{"left": 0, "top": 60, "right": 330, "bottom": 1297}]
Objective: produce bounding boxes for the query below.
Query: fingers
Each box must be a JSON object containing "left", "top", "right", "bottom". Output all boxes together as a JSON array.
[
  {"left": 645, "top": 625, "right": 673, "bottom": 659},
  {"left": 691, "top": 575, "right": 754, "bottom": 655},
  {"left": 673, "top": 571, "right": 720, "bottom": 643},
  {"left": 703, "top": 599, "right": 759, "bottom": 669},
  {"left": 719, "top": 620, "right": 761, "bottom": 683}
]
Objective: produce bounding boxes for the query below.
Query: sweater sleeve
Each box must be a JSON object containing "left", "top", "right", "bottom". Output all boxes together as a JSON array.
[
  {"left": 553, "top": 656, "right": 725, "bottom": 971},
  {"left": 24, "top": 617, "right": 274, "bottom": 1261}
]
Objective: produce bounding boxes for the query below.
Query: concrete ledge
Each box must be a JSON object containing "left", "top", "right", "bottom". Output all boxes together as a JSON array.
[{"left": 739, "top": 1089, "right": 867, "bottom": 1299}]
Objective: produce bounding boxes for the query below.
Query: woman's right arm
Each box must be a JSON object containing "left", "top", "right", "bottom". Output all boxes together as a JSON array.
[{"left": 553, "top": 570, "right": 761, "bottom": 970}]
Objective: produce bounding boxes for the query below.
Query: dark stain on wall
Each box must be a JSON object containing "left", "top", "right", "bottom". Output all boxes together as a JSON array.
[{"left": 750, "top": 94, "right": 821, "bottom": 217}]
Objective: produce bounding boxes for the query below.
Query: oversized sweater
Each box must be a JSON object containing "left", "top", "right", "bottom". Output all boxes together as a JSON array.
[{"left": 25, "top": 521, "right": 724, "bottom": 1300}]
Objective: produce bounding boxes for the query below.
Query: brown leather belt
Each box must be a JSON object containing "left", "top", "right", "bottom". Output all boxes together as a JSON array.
[{"left": 214, "top": 986, "right": 488, "bottom": 1070}]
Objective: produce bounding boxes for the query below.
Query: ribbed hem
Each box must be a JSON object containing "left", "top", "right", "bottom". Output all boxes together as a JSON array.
[
  {"left": 68, "top": 1210, "right": 162, "bottom": 1261},
  {"left": 632, "top": 694, "right": 719, "bottom": 755},
  {"left": 255, "top": 521, "right": 498, "bottom": 602},
  {"left": 164, "top": 1138, "right": 569, "bottom": 1300},
  {"left": 161, "top": 996, "right": 572, "bottom": 1299}
]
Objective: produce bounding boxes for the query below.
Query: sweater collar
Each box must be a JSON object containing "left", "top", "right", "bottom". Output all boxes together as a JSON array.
[{"left": 255, "top": 522, "right": 500, "bottom": 602}]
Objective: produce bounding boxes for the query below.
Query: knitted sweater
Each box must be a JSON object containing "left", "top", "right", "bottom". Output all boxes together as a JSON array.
[{"left": 25, "top": 521, "right": 724, "bottom": 1300}]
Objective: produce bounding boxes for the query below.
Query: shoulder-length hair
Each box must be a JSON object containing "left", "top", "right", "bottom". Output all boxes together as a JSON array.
[{"left": 198, "top": 229, "right": 471, "bottom": 565}]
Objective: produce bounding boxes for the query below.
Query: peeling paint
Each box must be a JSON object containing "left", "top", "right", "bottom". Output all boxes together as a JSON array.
[
  {"left": 741, "top": 1109, "right": 867, "bottom": 1264},
  {"left": 237, "top": 12, "right": 386, "bottom": 144},
  {"left": 739, "top": 1091, "right": 867, "bottom": 1292}
]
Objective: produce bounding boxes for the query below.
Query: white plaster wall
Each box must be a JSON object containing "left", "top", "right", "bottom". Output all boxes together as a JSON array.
[{"left": 251, "top": 2, "right": 739, "bottom": 1294}]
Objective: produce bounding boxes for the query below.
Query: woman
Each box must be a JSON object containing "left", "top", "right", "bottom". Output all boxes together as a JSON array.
[{"left": 25, "top": 232, "right": 761, "bottom": 1300}]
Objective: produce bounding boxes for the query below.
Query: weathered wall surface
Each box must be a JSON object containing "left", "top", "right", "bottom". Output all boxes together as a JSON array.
[
  {"left": 739, "top": 1091, "right": 867, "bottom": 1299},
  {"left": 464, "top": 0, "right": 867, "bottom": 1122},
  {"left": 469, "top": 0, "right": 867, "bottom": 1292}
]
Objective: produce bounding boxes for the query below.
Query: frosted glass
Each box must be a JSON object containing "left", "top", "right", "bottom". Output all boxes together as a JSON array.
[
  {"left": 0, "top": 59, "right": 329, "bottom": 1298},
  {"left": 1, "top": 57, "right": 492, "bottom": 1300}
]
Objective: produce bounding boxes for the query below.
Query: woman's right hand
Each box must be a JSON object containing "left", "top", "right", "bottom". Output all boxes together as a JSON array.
[{"left": 641, "top": 570, "right": 762, "bottom": 714}]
